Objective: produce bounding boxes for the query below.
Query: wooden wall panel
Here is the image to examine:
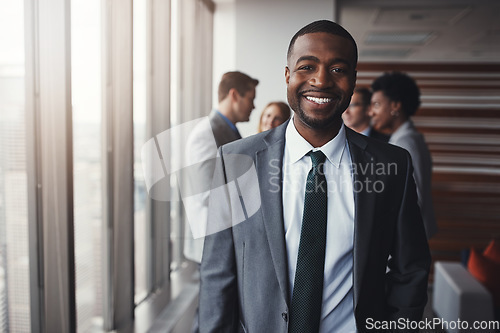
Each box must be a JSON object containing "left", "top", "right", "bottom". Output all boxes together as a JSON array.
[{"left": 357, "top": 63, "right": 500, "bottom": 265}]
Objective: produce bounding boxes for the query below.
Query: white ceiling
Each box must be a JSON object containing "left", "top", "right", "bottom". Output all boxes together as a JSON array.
[{"left": 214, "top": 0, "right": 500, "bottom": 63}]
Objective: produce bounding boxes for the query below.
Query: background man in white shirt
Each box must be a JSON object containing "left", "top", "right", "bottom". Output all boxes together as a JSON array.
[
  {"left": 183, "top": 71, "right": 258, "bottom": 333},
  {"left": 184, "top": 71, "right": 258, "bottom": 264}
]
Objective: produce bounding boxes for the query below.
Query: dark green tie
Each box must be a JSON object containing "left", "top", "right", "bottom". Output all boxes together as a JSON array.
[{"left": 289, "top": 150, "right": 328, "bottom": 333}]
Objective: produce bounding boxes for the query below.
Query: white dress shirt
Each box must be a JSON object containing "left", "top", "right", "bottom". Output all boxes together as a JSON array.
[{"left": 283, "top": 119, "right": 356, "bottom": 333}]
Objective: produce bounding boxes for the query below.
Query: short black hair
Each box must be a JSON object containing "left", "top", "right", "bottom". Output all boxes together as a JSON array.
[
  {"left": 371, "top": 72, "right": 421, "bottom": 117},
  {"left": 354, "top": 87, "right": 372, "bottom": 106},
  {"left": 287, "top": 20, "right": 358, "bottom": 66}
]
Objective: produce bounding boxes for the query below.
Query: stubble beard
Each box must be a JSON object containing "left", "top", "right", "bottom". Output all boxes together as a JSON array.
[{"left": 293, "top": 98, "right": 346, "bottom": 130}]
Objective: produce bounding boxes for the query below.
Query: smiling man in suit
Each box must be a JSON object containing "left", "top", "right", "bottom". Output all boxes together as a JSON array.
[{"left": 199, "top": 20, "right": 430, "bottom": 333}]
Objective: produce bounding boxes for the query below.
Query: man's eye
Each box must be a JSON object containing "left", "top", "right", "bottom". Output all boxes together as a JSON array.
[
  {"left": 331, "top": 68, "right": 345, "bottom": 73},
  {"left": 299, "top": 65, "right": 313, "bottom": 70}
]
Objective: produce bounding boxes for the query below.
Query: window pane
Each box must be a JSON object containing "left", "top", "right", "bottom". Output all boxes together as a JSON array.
[
  {"left": 0, "top": 1, "right": 31, "bottom": 332},
  {"left": 71, "top": 0, "right": 104, "bottom": 331},
  {"left": 133, "top": 0, "right": 149, "bottom": 304}
]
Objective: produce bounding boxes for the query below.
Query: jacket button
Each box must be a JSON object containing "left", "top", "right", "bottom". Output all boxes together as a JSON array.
[{"left": 281, "top": 312, "right": 288, "bottom": 322}]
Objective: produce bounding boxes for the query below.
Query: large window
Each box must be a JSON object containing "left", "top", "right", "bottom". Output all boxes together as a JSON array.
[
  {"left": 71, "top": 0, "right": 104, "bottom": 331},
  {"left": 0, "top": 1, "right": 31, "bottom": 332},
  {"left": 1, "top": 0, "right": 213, "bottom": 331}
]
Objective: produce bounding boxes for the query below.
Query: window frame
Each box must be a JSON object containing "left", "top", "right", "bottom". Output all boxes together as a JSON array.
[
  {"left": 23, "top": 0, "right": 214, "bottom": 331},
  {"left": 25, "top": 0, "right": 76, "bottom": 331}
]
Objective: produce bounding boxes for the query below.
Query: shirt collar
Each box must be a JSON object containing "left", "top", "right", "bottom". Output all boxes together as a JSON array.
[
  {"left": 285, "top": 116, "right": 347, "bottom": 168},
  {"left": 215, "top": 109, "right": 241, "bottom": 136},
  {"left": 360, "top": 126, "right": 371, "bottom": 137}
]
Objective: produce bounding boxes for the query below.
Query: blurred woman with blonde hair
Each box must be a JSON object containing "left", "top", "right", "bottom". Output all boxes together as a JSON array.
[{"left": 258, "top": 101, "right": 291, "bottom": 132}]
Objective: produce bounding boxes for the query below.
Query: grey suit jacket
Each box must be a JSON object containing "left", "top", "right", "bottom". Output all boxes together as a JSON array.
[
  {"left": 389, "top": 120, "right": 437, "bottom": 239},
  {"left": 210, "top": 109, "right": 242, "bottom": 147},
  {"left": 199, "top": 120, "right": 430, "bottom": 333},
  {"left": 183, "top": 110, "right": 241, "bottom": 263}
]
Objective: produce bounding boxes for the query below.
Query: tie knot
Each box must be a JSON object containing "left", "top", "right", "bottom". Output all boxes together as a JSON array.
[{"left": 308, "top": 150, "right": 326, "bottom": 168}]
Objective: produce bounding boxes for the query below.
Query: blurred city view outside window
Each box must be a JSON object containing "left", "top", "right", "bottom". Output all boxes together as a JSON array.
[
  {"left": 0, "top": 1, "right": 31, "bottom": 332},
  {"left": 71, "top": 0, "right": 104, "bottom": 330}
]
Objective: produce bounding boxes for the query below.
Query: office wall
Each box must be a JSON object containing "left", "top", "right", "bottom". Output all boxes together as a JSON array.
[
  {"left": 213, "top": 2, "right": 236, "bottom": 108},
  {"left": 213, "top": 0, "right": 335, "bottom": 137}
]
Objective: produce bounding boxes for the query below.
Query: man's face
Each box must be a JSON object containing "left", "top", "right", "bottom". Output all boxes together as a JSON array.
[
  {"left": 342, "top": 91, "right": 370, "bottom": 130},
  {"left": 369, "top": 91, "right": 394, "bottom": 132},
  {"left": 233, "top": 87, "right": 256, "bottom": 123},
  {"left": 285, "top": 32, "right": 356, "bottom": 130}
]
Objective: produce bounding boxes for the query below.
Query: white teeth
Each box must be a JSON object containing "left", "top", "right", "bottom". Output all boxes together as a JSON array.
[{"left": 305, "top": 96, "right": 332, "bottom": 104}]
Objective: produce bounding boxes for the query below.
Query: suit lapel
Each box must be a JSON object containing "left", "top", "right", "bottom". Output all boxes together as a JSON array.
[
  {"left": 256, "top": 123, "right": 290, "bottom": 306},
  {"left": 209, "top": 110, "right": 241, "bottom": 146},
  {"left": 346, "top": 128, "right": 377, "bottom": 309},
  {"left": 255, "top": 125, "right": 378, "bottom": 308}
]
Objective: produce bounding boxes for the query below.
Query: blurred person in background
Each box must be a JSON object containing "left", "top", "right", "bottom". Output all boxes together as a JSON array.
[
  {"left": 184, "top": 71, "right": 259, "bottom": 264},
  {"left": 184, "top": 71, "right": 258, "bottom": 333},
  {"left": 258, "top": 101, "right": 291, "bottom": 132},
  {"left": 370, "top": 71, "right": 437, "bottom": 239},
  {"left": 342, "top": 87, "right": 389, "bottom": 142}
]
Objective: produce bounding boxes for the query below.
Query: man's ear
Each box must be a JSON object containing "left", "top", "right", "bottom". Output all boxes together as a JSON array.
[
  {"left": 228, "top": 88, "right": 239, "bottom": 102},
  {"left": 392, "top": 100, "right": 402, "bottom": 112},
  {"left": 285, "top": 66, "right": 290, "bottom": 85}
]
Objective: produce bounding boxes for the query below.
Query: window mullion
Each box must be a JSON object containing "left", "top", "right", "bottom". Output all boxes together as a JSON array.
[
  {"left": 101, "top": 0, "right": 134, "bottom": 330},
  {"left": 147, "top": 0, "right": 172, "bottom": 292},
  {"left": 25, "top": 0, "right": 76, "bottom": 332}
]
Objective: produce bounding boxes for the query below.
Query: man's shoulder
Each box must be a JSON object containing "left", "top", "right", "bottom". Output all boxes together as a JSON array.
[
  {"left": 347, "top": 127, "right": 409, "bottom": 159},
  {"left": 187, "top": 117, "right": 214, "bottom": 145},
  {"left": 221, "top": 130, "right": 273, "bottom": 155},
  {"left": 221, "top": 120, "right": 288, "bottom": 155},
  {"left": 209, "top": 110, "right": 230, "bottom": 131},
  {"left": 368, "top": 128, "right": 390, "bottom": 143},
  {"left": 390, "top": 126, "right": 428, "bottom": 155}
]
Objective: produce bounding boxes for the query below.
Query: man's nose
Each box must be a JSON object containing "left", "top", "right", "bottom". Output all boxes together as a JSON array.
[{"left": 309, "top": 67, "right": 332, "bottom": 88}]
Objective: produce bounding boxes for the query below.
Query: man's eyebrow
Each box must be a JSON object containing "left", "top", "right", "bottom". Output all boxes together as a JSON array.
[
  {"left": 295, "top": 55, "right": 319, "bottom": 65},
  {"left": 332, "top": 58, "right": 351, "bottom": 66},
  {"left": 295, "top": 56, "right": 352, "bottom": 68}
]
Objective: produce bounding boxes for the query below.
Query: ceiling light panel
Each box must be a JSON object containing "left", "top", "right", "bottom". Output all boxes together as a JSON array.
[
  {"left": 365, "top": 31, "right": 434, "bottom": 45},
  {"left": 374, "top": 6, "right": 470, "bottom": 26}
]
